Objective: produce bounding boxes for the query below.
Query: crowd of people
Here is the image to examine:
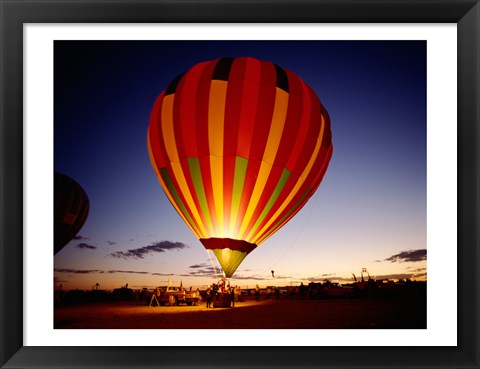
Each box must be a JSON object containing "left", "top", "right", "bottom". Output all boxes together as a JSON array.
[{"left": 205, "top": 277, "right": 239, "bottom": 308}]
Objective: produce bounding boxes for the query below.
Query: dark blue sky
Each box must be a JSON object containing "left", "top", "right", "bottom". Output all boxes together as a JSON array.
[{"left": 54, "top": 41, "right": 426, "bottom": 289}]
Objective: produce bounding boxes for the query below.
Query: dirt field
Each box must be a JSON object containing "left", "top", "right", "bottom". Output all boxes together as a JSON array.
[{"left": 54, "top": 297, "right": 426, "bottom": 329}]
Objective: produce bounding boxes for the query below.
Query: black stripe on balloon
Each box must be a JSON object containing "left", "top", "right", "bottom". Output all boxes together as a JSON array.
[
  {"left": 275, "top": 64, "right": 289, "bottom": 93},
  {"left": 165, "top": 72, "right": 185, "bottom": 96},
  {"left": 212, "top": 57, "right": 234, "bottom": 81}
]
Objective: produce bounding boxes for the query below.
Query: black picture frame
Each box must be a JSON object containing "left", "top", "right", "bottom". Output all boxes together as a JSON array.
[{"left": 1, "top": 1, "right": 478, "bottom": 368}]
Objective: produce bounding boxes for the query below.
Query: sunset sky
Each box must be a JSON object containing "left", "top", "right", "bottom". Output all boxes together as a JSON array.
[{"left": 54, "top": 40, "right": 426, "bottom": 291}]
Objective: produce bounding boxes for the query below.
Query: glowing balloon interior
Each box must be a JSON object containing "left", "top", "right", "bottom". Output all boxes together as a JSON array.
[{"left": 148, "top": 57, "right": 332, "bottom": 277}]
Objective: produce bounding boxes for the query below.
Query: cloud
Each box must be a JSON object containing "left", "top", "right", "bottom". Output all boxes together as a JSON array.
[
  {"left": 385, "top": 249, "right": 426, "bottom": 263},
  {"left": 107, "top": 241, "right": 116, "bottom": 246},
  {"left": 268, "top": 274, "right": 291, "bottom": 280},
  {"left": 76, "top": 243, "right": 97, "bottom": 250},
  {"left": 73, "top": 235, "right": 89, "bottom": 240},
  {"left": 406, "top": 267, "right": 427, "bottom": 272},
  {"left": 304, "top": 275, "right": 354, "bottom": 283},
  {"left": 230, "top": 274, "right": 277, "bottom": 281},
  {"left": 374, "top": 272, "right": 426, "bottom": 280},
  {"left": 107, "top": 270, "right": 149, "bottom": 275},
  {"left": 55, "top": 268, "right": 103, "bottom": 274},
  {"left": 180, "top": 266, "right": 217, "bottom": 277},
  {"left": 55, "top": 268, "right": 175, "bottom": 277},
  {"left": 189, "top": 263, "right": 210, "bottom": 269},
  {"left": 110, "top": 241, "right": 189, "bottom": 259},
  {"left": 130, "top": 285, "right": 159, "bottom": 289}
]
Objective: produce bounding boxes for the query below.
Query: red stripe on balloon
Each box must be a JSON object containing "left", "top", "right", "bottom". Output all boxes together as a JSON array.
[
  {"left": 174, "top": 61, "right": 209, "bottom": 158},
  {"left": 200, "top": 237, "right": 257, "bottom": 254},
  {"left": 148, "top": 91, "right": 169, "bottom": 168},
  {"left": 291, "top": 108, "right": 320, "bottom": 178},
  {"left": 243, "top": 164, "right": 284, "bottom": 237},
  {"left": 172, "top": 75, "right": 187, "bottom": 160},
  {"left": 231, "top": 60, "right": 276, "bottom": 235},
  {"left": 195, "top": 60, "right": 216, "bottom": 158},
  {"left": 190, "top": 61, "right": 216, "bottom": 234},
  {"left": 311, "top": 145, "right": 333, "bottom": 192},
  {"left": 273, "top": 71, "right": 304, "bottom": 169},
  {"left": 236, "top": 57, "right": 261, "bottom": 159},
  {"left": 248, "top": 61, "right": 276, "bottom": 161},
  {"left": 223, "top": 58, "right": 245, "bottom": 157}
]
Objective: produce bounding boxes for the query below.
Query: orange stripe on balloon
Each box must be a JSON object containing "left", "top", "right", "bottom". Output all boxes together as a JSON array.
[{"left": 161, "top": 95, "right": 179, "bottom": 163}]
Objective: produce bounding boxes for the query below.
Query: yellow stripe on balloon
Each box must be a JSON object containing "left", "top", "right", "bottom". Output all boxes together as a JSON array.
[
  {"left": 228, "top": 156, "right": 248, "bottom": 238},
  {"left": 160, "top": 95, "right": 208, "bottom": 238},
  {"left": 238, "top": 161, "right": 272, "bottom": 241},
  {"left": 238, "top": 88, "right": 289, "bottom": 240},
  {"left": 209, "top": 155, "right": 224, "bottom": 236},
  {"left": 251, "top": 115, "right": 325, "bottom": 245},
  {"left": 208, "top": 80, "right": 228, "bottom": 236},
  {"left": 263, "top": 88, "right": 289, "bottom": 165}
]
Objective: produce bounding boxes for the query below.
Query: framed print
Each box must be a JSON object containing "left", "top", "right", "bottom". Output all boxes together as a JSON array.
[{"left": 1, "top": 1, "right": 479, "bottom": 368}]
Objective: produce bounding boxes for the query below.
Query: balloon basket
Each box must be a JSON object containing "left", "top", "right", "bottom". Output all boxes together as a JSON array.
[{"left": 212, "top": 292, "right": 232, "bottom": 308}]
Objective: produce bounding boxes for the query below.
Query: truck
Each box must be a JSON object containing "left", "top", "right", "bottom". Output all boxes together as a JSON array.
[
  {"left": 150, "top": 286, "right": 202, "bottom": 306},
  {"left": 321, "top": 283, "right": 354, "bottom": 298}
]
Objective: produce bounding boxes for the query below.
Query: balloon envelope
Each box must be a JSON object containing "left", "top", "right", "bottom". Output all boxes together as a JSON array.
[
  {"left": 54, "top": 172, "right": 89, "bottom": 254},
  {"left": 148, "top": 57, "right": 332, "bottom": 277}
]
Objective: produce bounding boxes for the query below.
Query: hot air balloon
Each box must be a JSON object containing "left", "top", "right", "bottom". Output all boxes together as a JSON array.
[
  {"left": 54, "top": 171, "right": 89, "bottom": 254},
  {"left": 148, "top": 57, "right": 332, "bottom": 277}
]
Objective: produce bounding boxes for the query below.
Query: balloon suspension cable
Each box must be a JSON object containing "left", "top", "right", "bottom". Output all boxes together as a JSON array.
[
  {"left": 270, "top": 192, "right": 320, "bottom": 271},
  {"left": 206, "top": 249, "right": 220, "bottom": 279}
]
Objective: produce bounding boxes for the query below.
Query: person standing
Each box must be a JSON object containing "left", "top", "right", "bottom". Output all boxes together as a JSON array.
[
  {"left": 230, "top": 286, "right": 235, "bottom": 307},
  {"left": 206, "top": 287, "right": 212, "bottom": 308},
  {"left": 255, "top": 284, "right": 260, "bottom": 302}
]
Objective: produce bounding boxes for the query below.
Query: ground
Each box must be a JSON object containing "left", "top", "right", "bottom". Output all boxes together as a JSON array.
[{"left": 54, "top": 296, "right": 426, "bottom": 329}]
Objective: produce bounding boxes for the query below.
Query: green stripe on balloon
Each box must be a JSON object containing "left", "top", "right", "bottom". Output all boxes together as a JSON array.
[
  {"left": 249, "top": 167, "right": 291, "bottom": 240},
  {"left": 230, "top": 156, "right": 248, "bottom": 230},
  {"left": 159, "top": 167, "right": 202, "bottom": 237},
  {"left": 257, "top": 186, "right": 311, "bottom": 244},
  {"left": 187, "top": 157, "right": 214, "bottom": 233},
  {"left": 211, "top": 249, "right": 248, "bottom": 278}
]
